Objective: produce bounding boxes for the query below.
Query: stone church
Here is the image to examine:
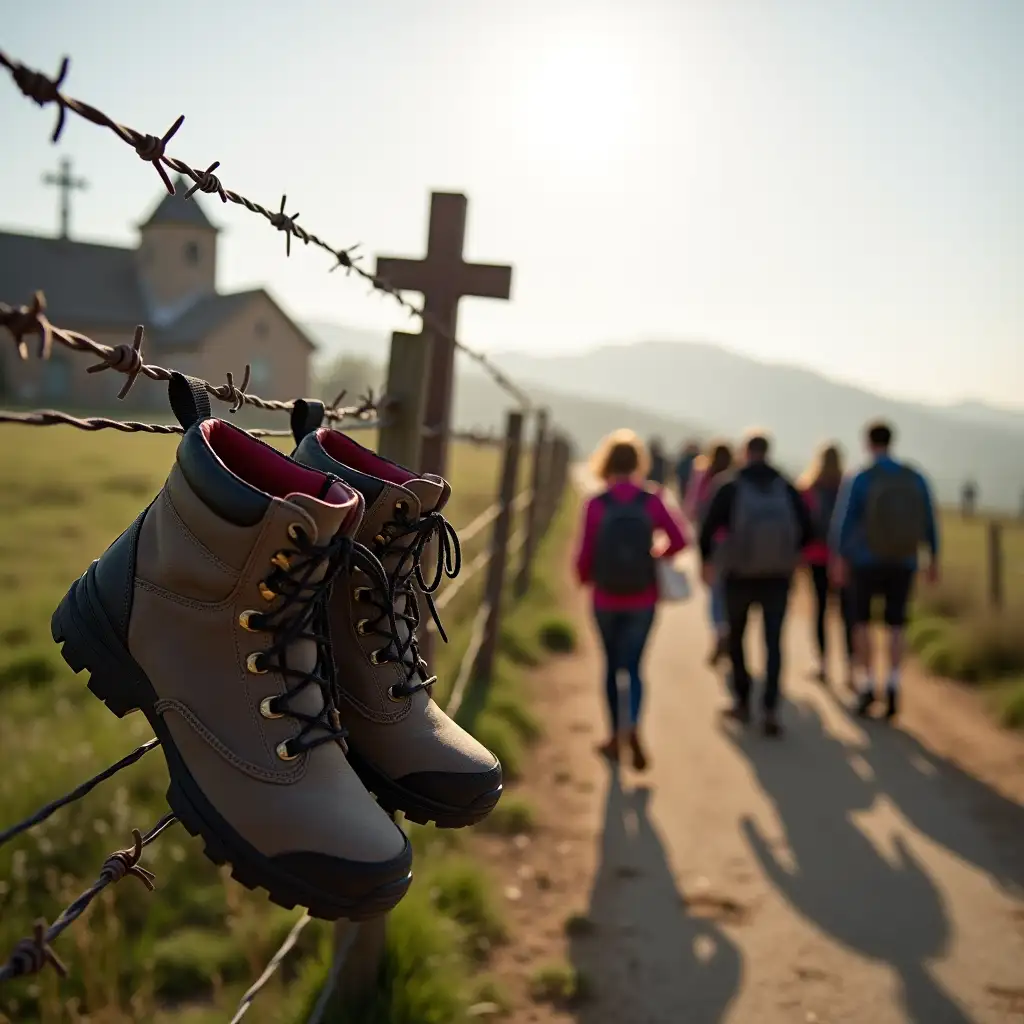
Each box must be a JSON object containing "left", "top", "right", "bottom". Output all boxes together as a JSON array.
[{"left": 0, "top": 175, "right": 314, "bottom": 411}]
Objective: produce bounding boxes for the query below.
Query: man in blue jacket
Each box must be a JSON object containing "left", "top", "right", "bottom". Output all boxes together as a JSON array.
[{"left": 830, "top": 420, "right": 940, "bottom": 720}]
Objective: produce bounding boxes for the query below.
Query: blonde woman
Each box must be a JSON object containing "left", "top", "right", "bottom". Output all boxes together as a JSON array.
[
  {"left": 575, "top": 430, "right": 688, "bottom": 770},
  {"left": 797, "top": 442, "right": 854, "bottom": 687}
]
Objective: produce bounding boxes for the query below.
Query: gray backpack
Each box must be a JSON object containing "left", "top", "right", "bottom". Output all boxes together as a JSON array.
[{"left": 726, "top": 475, "right": 801, "bottom": 578}]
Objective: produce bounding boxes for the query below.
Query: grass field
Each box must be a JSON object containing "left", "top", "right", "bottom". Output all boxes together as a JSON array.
[
  {"left": 909, "top": 508, "right": 1024, "bottom": 727},
  {"left": 0, "top": 423, "right": 533, "bottom": 1023}
]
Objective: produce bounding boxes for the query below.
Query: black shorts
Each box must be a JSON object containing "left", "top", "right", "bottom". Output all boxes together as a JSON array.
[{"left": 850, "top": 565, "right": 915, "bottom": 627}]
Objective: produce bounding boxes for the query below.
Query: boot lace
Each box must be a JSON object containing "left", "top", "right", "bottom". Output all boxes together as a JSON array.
[
  {"left": 250, "top": 526, "right": 397, "bottom": 757},
  {"left": 359, "top": 506, "right": 462, "bottom": 700}
]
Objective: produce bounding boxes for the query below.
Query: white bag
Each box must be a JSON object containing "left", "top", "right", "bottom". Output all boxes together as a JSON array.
[{"left": 656, "top": 559, "right": 692, "bottom": 603}]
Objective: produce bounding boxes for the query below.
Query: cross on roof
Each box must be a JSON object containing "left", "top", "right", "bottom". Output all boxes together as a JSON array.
[
  {"left": 42, "top": 157, "right": 88, "bottom": 240},
  {"left": 375, "top": 192, "right": 513, "bottom": 473}
]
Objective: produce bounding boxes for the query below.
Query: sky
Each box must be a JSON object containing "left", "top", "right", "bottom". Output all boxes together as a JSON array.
[{"left": 1, "top": 0, "right": 1021, "bottom": 408}]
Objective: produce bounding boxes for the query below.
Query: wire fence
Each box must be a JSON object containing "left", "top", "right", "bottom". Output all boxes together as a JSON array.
[{"left": 0, "top": 43, "right": 573, "bottom": 1024}]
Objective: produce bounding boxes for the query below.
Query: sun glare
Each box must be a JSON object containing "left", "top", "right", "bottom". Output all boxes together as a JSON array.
[{"left": 518, "top": 36, "right": 643, "bottom": 175}]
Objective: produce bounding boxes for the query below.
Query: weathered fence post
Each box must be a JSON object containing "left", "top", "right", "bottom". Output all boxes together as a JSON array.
[
  {"left": 540, "top": 434, "right": 569, "bottom": 534},
  {"left": 474, "top": 410, "right": 524, "bottom": 683},
  {"left": 988, "top": 520, "right": 1004, "bottom": 610},
  {"left": 332, "top": 329, "right": 433, "bottom": 1002},
  {"left": 515, "top": 408, "right": 549, "bottom": 598},
  {"left": 376, "top": 330, "right": 433, "bottom": 468}
]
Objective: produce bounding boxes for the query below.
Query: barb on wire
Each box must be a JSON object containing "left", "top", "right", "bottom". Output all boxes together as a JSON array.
[
  {"left": 0, "top": 739, "right": 160, "bottom": 851},
  {"left": 0, "top": 48, "right": 531, "bottom": 409},
  {"left": 0, "top": 813, "right": 178, "bottom": 984},
  {"left": 0, "top": 294, "right": 382, "bottom": 430}
]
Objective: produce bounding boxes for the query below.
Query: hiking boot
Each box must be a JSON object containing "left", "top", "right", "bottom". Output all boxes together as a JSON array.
[
  {"left": 291, "top": 427, "right": 502, "bottom": 828},
  {"left": 627, "top": 730, "right": 649, "bottom": 771},
  {"left": 596, "top": 736, "right": 619, "bottom": 762},
  {"left": 885, "top": 687, "right": 899, "bottom": 720},
  {"left": 51, "top": 416, "right": 412, "bottom": 920},
  {"left": 721, "top": 701, "right": 751, "bottom": 725},
  {"left": 855, "top": 689, "right": 876, "bottom": 718}
]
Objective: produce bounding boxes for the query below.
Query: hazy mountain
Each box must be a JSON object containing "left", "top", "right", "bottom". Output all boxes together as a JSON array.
[
  {"left": 303, "top": 322, "right": 703, "bottom": 460},
  {"left": 304, "top": 321, "right": 391, "bottom": 366},
  {"left": 304, "top": 323, "right": 1024, "bottom": 511},
  {"left": 491, "top": 340, "right": 1024, "bottom": 511},
  {"left": 932, "top": 399, "right": 1024, "bottom": 435}
]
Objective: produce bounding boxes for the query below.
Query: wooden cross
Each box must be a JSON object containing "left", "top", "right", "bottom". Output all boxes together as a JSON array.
[
  {"left": 42, "top": 157, "right": 88, "bottom": 240},
  {"left": 376, "top": 192, "right": 513, "bottom": 475}
]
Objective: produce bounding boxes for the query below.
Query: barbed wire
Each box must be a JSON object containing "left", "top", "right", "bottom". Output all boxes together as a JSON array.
[
  {"left": 0, "top": 49, "right": 532, "bottom": 409},
  {"left": 0, "top": 739, "right": 160, "bottom": 851},
  {"left": 0, "top": 814, "right": 178, "bottom": 983},
  {"left": 0, "top": 294, "right": 383, "bottom": 429}
]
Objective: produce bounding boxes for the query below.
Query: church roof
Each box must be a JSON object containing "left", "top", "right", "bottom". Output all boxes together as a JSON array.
[
  {"left": 138, "top": 174, "right": 219, "bottom": 231},
  {"left": 0, "top": 230, "right": 148, "bottom": 326}
]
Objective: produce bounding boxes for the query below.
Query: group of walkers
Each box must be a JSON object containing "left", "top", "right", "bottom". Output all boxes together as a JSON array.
[{"left": 574, "top": 420, "right": 940, "bottom": 764}]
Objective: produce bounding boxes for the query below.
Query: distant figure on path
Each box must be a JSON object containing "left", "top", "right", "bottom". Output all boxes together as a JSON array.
[
  {"left": 647, "top": 437, "right": 668, "bottom": 486},
  {"left": 575, "top": 429, "right": 688, "bottom": 770},
  {"left": 797, "top": 443, "right": 855, "bottom": 688},
  {"left": 699, "top": 431, "right": 812, "bottom": 736},
  {"left": 684, "top": 440, "right": 735, "bottom": 665},
  {"left": 960, "top": 479, "right": 977, "bottom": 518},
  {"left": 674, "top": 440, "right": 701, "bottom": 501},
  {"left": 830, "top": 420, "right": 940, "bottom": 720}
]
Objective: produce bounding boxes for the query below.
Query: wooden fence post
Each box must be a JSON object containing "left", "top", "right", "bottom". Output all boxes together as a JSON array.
[
  {"left": 332, "top": 330, "right": 433, "bottom": 1001},
  {"left": 515, "top": 408, "right": 549, "bottom": 598},
  {"left": 376, "top": 330, "right": 433, "bottom": 469},
  {"left": 988, "top": 520, "right": 1004, "bottom": 610},
  {"left": 474, "top": 410, "right": 524, "bottom": 683},
  {"left": 540, "top": 434, "right": 567, "bottom": 534}
]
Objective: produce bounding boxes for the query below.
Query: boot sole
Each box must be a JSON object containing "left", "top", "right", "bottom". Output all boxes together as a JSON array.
[
  {"left": 51, "top": 567, "right": 412, "bottom": 922},
  {"left": 347, "top": 750, "right": 503, "bottom": 829}
]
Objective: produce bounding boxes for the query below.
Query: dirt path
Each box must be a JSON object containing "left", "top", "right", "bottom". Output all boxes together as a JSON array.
[{"left": 480, "top": 496, "right": 1024, "bottom": 1024}]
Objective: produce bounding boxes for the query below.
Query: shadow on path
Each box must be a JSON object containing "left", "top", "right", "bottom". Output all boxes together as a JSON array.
[
  {"left": 823, "top": 687, "right": 1024, "bottom": 899},
  {"left": 724, "top": 701, "right": 974, "bottom": 1023},
  {"left": 568, "top": 769, "right": 742, "bottom": 1024}
]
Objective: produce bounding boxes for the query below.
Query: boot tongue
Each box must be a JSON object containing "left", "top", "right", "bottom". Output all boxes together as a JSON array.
[
  {"left": 405, "top": 474, "right": 450, "bottom": 514},
  {"left": 284, "top": 483, "right": 359, "bottom": 542}
]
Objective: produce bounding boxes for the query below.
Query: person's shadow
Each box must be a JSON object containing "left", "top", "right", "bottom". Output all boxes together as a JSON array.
[
  {"left": 568, "top": 769, "right": 742, "bottom": 1023},
  {"left": 823, "top": 687, "right": 1024, "bottom": 899},
  {"left": 723, "top": 701, "right": 974, "bottom": 1023}
]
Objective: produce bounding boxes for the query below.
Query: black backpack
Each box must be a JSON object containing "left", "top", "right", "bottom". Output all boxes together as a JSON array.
[{"left": 590, "top": 491, "right": 656, "bottom": 595}]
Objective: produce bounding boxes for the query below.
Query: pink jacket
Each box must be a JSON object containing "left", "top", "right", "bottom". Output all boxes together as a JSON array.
[
  {"left": 574, "top": 481, "right": 688, "bottom": 610},
  {"left": 801, "top": 487, "right": 831, "bottom": 566}
]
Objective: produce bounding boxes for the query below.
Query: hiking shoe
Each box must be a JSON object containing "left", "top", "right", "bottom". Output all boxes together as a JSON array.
[
  {"left": 51, "top": 418, "right": 412, "bottom": 920},
  {"left": 596, "top": 736, "right": 620, "bottom": 762},
  {"left": 885, "top": 687, "right": 899, "bottom": 720},
  {"left": 855, "top": 689, "right": 876, "bottom": 718},
  {"left": 627, "top": 730, "right": 649, "bottom": 771},
  {"left": 722, "top": 702, "right": 751, "bottom": 725},
  {"left": 291, "top": 427, "right": 502, "bottom": 828}
]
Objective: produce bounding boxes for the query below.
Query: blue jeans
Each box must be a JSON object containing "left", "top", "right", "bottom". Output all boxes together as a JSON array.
[
  {"left": 709, "top": 577, "right": 728, "bottom": 632},
  {"left": 593, "top": 606, "right": 656, "bottom": 732}
]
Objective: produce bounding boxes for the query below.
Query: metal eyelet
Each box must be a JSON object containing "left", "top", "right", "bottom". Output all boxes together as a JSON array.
[
  {"left": 276, "top": 740, "right": 299, "bottom": 761},
  {"left": 395, "top": 500, "right": 409, "bottom": 516},
  {"left": 373, "top": 533, "right": 386, "bottom": 548},
  {"left": 353, "top": 587, "right": 370, "bottom": 603},
  {"left": 286, "top": 523, "right": 304, "bottom": 542},
  {"left": 356, "top": 619, "right": 369, "bottom": 636},
  {"left": 387, "top": 685, "right": 407, "bottom": 702},
  {"left": 246, "top": 652, "right": 267, "bottom": 675},
  {"left": 259, "top": 696, "right": 283, "bottom": 719},
  {"left": 369, "top": 649, "right": 385, "bottom": 666},
  {"left": 238, "top": 610, "right": 261, "bottom": 632},
  {"left": 271, "top": 552, "right": 291, "bottom": 570},
  {"left": 258, "top": 582, "right": 276, "bottom": 602}
]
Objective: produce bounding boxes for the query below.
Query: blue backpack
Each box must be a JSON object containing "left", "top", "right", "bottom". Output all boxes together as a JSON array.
[{"left": 590, "top": 491, "right": 656, "bottom": 595}]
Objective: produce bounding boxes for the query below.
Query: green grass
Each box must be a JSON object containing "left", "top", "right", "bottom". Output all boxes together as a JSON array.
[
  {"left": 528, "top": 960, "right": 590, "bottom": 1007},
  {"left": 907, "top": 509, "right": 1024, "bottom": 728},
  {"left": 0, "top": 424, "right": 522, "bottom": 1023}
]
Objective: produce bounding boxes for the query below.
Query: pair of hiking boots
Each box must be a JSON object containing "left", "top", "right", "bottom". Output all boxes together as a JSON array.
[{"left": 50, "top": 378, "right": 502, "bottom": 922}]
